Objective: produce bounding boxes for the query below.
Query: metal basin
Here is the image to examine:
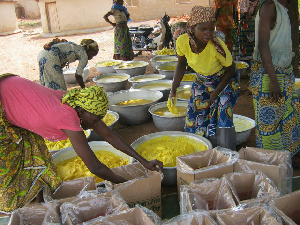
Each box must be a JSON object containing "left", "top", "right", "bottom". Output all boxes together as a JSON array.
[
  {"left": 88, "top": 110, "right": 119, "bottom": 142},
  {"left": 93, "top": 73, "right": 130, "bottom": 92},
  {"left": 156, "top": 61, "right": 177, "bottom": 80},
  {"left": 235, "top": 61, "right": 249, "bottom": 77},
  {"left": 113, "top": 61, "right": 149, "bottom": 77},
  {"left": 234, "top": 114, "right": 256, "bottom": 145},
  {"left": 150, "top": 55, "right": 178, "bottom": 70},
  {"left": 148, "top": 101, "right": 187, "bottom": 131},
  {"left": 130, "top": 79, "right": 173, "bottom": 101},
  {"left": 294, "top": 78, "right": 300, "bottom": 99},
  {"left": 108, "top": 89, "right": 163, "bottom": 125},
  {"left": 130, "top": 131, "right": 213, "bottom": 186},
  {"left": 128, "top": 74, "right": 166, "bottom": 86},
  {"left": 94, "top": 60, "right": 122, "bottom": 74},
  {"left": 63, "top": 66, "right": 90, "bottom": 84},
  {"left": 177, "top": 85, "right": 191, "bottom": 102}
]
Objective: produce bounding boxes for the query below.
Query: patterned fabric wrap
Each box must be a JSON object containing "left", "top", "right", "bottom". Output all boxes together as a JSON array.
[
  {"left": 185, "top": 68, "right": 240, "bottom": 137},
  {"left": 0, "top": 74, "right": 61, "bottom": 213},
  {"left": 187, "top": 6, "right": 226, "bottom": 57},
  {"left": 62, "top": 86, "right": 108, "bottom": 117},
  {"left": 80, "top": 39, "right": 99, "bottom": 52},
  {"left": 249, "top": 61, "right": 300, "bottom": 156},
  {"left": 113, "top": 21, "right": 134, "bottom": 61}
]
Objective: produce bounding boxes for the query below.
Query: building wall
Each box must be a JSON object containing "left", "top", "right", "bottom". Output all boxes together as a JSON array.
[
  {"left": 16, "top": 0, "right": 40, "bottom": 19},
  {"left": 0, "top": 2, "right": 18, "bottom": 35},
  {"left": 127, "top": 0, "right": 211, "bottom": 21}
]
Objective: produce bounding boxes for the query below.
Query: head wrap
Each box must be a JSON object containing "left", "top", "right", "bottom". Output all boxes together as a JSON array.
[
  {"left": 187, "top": 6, "right": 226, "bottom": 57},
  {"left": 80, "top": 39, "right": 99, "bottom": 52},
  {"left": 62, "top": 86, "right": 109, "bottom": 117}
]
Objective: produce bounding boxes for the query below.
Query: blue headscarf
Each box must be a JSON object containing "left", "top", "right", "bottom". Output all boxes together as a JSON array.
[{"left": 111, "top": 2, "right": 131, "bottom": 22}]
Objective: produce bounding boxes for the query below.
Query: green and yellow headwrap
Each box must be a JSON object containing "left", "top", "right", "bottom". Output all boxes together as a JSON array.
[
  {"left": 62, "top": 86, "right": 108, "bottom": 117},
  {"left": 80, "top": 39, "right": 99, "bottom": 52}
]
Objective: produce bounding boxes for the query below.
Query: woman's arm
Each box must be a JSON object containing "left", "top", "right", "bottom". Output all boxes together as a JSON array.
[
  {"left": 75, "top": 74, "right": 85, "bottom": 89},
  {"left": 104, "top": 12, "right": 116, "bottom": 27},
  {"left": 62, "top": 129, "right": 127, "bottom": 183},
  {"left": 169, "top": 55, "right": 187, "bottom": 98},
  {"left": 210, "top": 63, "right": 235, "bottom": 105},
  {"left": 257, "top": 1, "right": 282, "bottom": 102},
  {"left": 91, "top": 120, "right": 163, "bottom": 172}
]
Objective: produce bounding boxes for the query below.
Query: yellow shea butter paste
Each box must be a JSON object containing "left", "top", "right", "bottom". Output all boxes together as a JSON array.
[
  {"left": 136, "top": 136, "right": 208, "bottom": 167},
  {"left": 116, "top": 99, "right": 153, "bottom": 106},
  {"left": 154, "top": 106, "right": 187, "bottom": 117},
  {"left": 56, "top": 150, "right": 129, "bottom": 183}
]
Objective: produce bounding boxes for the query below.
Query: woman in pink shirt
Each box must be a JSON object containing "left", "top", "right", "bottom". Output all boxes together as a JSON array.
[{"left": 0, "top": 74, "right": 163, "bottom": 213}]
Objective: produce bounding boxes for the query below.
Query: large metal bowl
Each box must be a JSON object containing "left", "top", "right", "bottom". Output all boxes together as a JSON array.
[
  {"left": 128, "top": 74, "right": 166, "bottom": 86},
  {"left": 130, "top": 131, "right": 213, "bottom": 186},
  {"left": 177, "top": 85, "right": 191, "bottom": 102},
  {"left": 88, "top": 110, "right": 119, "bottom": 142},
  {"left": 113, "top": 61, "right": 149, "bottom": 77},
  {"left": 94, "top": 60, "right": 122, "bottom": 74},
  {"left": 233, "top": 114, "right": 256, "bottom": 145},
  {"left": 235, "top": 61, "right": 249, "bottom": 77},
  {"left": 294, "top": 78, "right": 300, "bottom": 98},
  {"left": 148, "top": 101, "right": 187, "bottom": 131},
  {"left": 92, "top": 73, "right": 130, "bottom": 92},
  {"left": 156, "top": 61, "right": 177, "bottom": 79},
  {"left": 181, "top": 73, "right": 196, "bottom": 86},
  {"left": 150, "top": 55, "right": 178, "bottom": 70},
  {"left": 63, "top": 66, "right": 90, "bottom": 84},
  {"left": 130, "top": 79, "right": 173, "bottom": 101},
  {"left": 108, "top": 89, "right": 163, "bottom": 125}
]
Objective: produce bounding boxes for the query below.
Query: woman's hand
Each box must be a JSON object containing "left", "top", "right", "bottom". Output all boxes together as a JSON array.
[
  {"left": 269, "top": 77, "right": 282, "bottom": 102},
  {"left": 141, "top": 159, "right": 163, "bottom": 173}
]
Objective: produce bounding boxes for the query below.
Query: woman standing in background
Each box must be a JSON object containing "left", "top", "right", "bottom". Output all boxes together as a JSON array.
[{"left": 104, "top": 0, "right": 134, "bottom": 61}]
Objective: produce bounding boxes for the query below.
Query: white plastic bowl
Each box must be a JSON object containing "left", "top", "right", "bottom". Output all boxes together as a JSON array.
[
  {"left": 148, "top": 101, "right": 188, "bottom": 131},
  {"left": 130, "top": 131, "right": 212, "bottom": 186},
  {"left": 94, "top": 60, "right": 122, "bottom": 74},
  {"left": 92, "top": 73, "right": 130, "bottom": 92},
  {"left": 108, "top": 89, "right": 163, "bottom": 125},
  {"left": 63, "top": 66, "right": 90, "bottom": 84},
  {"left": 233, "top": 114, "right": 256, "bottom": 145},
  {"left": 113, "top": 61, "right": 149, "bottom": 77}
]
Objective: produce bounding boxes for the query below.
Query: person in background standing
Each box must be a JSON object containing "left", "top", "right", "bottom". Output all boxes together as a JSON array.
[
  {"left": 235, "top": 0, "right": 260, "bottom": 61},
  {"left": 214, "top": 0, "right": 238, "bottom": 52},
  {"left": 168, "top": 6, "right": 240, "bottom": 151},
  {"left": 249, "top": 0, "right": 300, "bottom": 156},
  {"left": 38, "top": 38, "right": 98, "bottom": 91},
  {"left": 103, "top": 0, "right": 134, "bottom": 61}
]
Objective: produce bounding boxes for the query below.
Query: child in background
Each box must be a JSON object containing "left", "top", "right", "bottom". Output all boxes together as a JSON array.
[{"left": 168, "top": 6, "right": 240, "bottom": 150}]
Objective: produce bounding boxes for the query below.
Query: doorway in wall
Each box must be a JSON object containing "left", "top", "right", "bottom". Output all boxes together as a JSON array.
[{"left": 45, "top": 2, "right": 60, "bottom": 33}]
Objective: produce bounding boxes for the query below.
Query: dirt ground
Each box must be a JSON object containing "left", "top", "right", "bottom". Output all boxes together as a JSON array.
[{"left": 3, "top": 19, "right": 300, "bottom": 176}]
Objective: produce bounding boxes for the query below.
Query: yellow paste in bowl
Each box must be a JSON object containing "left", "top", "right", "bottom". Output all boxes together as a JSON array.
[
  {"left": 132, "top": 76, "right": 162, "bottom": 82},
  {"left": 294, "top": 82, "right": 300, "bottom": 89},
  {"left": 95, "top": 61, "right": 121, "bottom": 67},
  {"left": 154, "top": 106, "right": 187, "bottom": 117},
  {"left": 136, "top": 136, "right": 208, "bottom": 167},
  {"left": 117, "top": 62, "right": 147, "bottom": 69},
  {"left": 177, "top": 89, "right": 191, "bottom": 100},
  {"left": 158, "top": 64, "right": 177, "bottom": 71},
  {"left": 56, "top": 150, "right": 129, "bottom": 183},
  {"left": 236, "top": 62, "right": 248, "bottom": 69},
  {"left": 156, "top": 48, "right": 175, "bottom": 55},
  {"left": 234, "top": 116, "right": 254, "bottom": 132},
  {"left": 116, "top": 99, "right": 153, "bottom": 106}
]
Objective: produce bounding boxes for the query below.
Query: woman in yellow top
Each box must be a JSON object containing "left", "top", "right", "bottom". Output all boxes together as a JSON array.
[{"left": 169, "top": 6, "right": 240, "bottom": 150}]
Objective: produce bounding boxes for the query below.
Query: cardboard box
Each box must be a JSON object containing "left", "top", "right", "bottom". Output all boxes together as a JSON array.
[
  {"left": 234, "top": 147, "right": 292, "bottom": 194},
  {"left": 162, "top": 210, "right": 217, "bottom": 225},
  {"left": 43, "top": 176, "right": 96, "bottom": 202},
  {"left": 8, "top": 201, "right": 61, "bottom": 225},
  {"left": 83, "top": 206, "right": 161, "bottom": 225},
  {"left": 270, "top": 190, "right": 300, "bottom": 225},
  {"left": 106, "top": 162, "right": 163, "bottom": 217},
  {"left": 223, "top": 171, "right": 280, "bottom": 206},
  {"left": 176, "top": 148, "right": 239, "bottom": 191},
  {"left": 216, "top": 206, "right": 281, "bottom": 225},
  {"left": 60, "top": 191, "right": 129, "bottom": 225},
  {"left": 180, "top": 178, "right": 237, "bottom": 215}
]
